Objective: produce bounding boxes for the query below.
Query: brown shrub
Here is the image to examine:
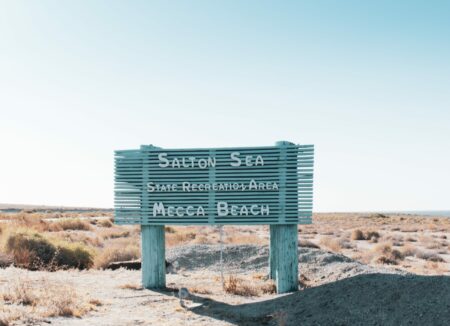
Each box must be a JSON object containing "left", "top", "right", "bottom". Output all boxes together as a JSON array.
[
  {"left": 100, "top": 229, "right": 130, "bottom": 240},
  {"left": 94, "top": 240, "right": 140, "bottom": 269},
  {"left": 371, "top": 242, "right": 404, "bottom": 265},
  {"left": 1, "top": 278, "right": 96, "bottom": 318},
  {"left": 56, "top": 219, "right": 92, "bottom": 231},
  {"left": 63, "top": 232, "right": 103, "bottom": 247},
  {"left": 166, "top": 230, "right": 197, "bottom": 247},
  {"left": 375, "top": 255, "right": 398, "bottom": 265},
  {"left": 365, "top": 231, "right": 380, "bottom": 242},
  {"left": 224, "top": 275, "right": 259, "bottom": 297},
  {"left": 165, "top": 226, "right": 176, "bottom": 233},
  {"left": 401, "top": 244, "right": 418, "bottom": 257},
  {"left": 351, "top": 229, "right": 380, "bottom": 241},
  {"left": 416, "top": 251, "right": 445, "bottom": 262},
  {"left": 119, "top": 283, "right": 142, "bottom": 290},
  {"left": 260, "top": 280, "right": 276, "bottom": 294},
  {"left": 319, "top": 237, "right": 350, "bottom": 252},
  {"left": 97, "top": 219, "right": 113, "bottom": 228},
  {"left": 226, "top": 234, "right": 266, "bottom": 245},
  {"left": 299, "top": 239, "right": 320, "bottom": 249},
  {"left": 351, "top": 229, "right": 365, "bottom": 240},
  {"left": 189, "top": 286, "right": 212, "bottom": 295}
]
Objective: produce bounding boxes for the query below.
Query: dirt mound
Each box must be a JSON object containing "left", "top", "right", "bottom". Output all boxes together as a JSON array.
[
  {"left": 190, "top": 273, "right": 450, "bottom": 325},
  {"left": 167, "top": 245, "right": 405, "bottom": 285},
  {"left": 167, "top": 244, "right": 268, "bottom": 272}
]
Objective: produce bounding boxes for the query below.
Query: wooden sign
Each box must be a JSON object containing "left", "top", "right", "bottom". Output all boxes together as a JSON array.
[{"left": 114, "top": 142, "right": 314, "bottom": 225}]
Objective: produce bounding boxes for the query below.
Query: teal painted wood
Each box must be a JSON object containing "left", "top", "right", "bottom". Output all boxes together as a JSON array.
[
  {"left": 269, "top": 225, "right": 277, "bottom": 280},
  {"left": 114, "top": 142, "right": 314, "bottom": 225},
  {"left": 270, "top": 224, "right": 299, "bottom": 293},
  {"left": 141, "top": 225, "right": 166, "bottom": 289}
]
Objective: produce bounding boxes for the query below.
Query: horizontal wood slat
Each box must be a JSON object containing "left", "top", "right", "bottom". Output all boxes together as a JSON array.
[{"left": 114, "top": 144, "right": 314, "bottom": 225}]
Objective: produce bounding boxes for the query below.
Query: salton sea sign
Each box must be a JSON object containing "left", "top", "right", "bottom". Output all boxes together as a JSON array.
[{"left": 114, "top": 142, "right": 314, "bottom": 225}]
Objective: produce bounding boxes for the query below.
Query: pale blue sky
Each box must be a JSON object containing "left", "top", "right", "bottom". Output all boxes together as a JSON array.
[{"left": 0, "top": 1, "right": 449, "bottom": 211}]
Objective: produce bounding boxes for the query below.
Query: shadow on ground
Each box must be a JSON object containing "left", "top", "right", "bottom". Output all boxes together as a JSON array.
[{"left": 172, "top": 273, "right": 450, "bottom": 326}]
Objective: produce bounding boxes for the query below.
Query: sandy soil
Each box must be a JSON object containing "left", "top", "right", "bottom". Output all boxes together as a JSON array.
[{"left": 1, "top": 245, "right": 449, "bottom": 326}]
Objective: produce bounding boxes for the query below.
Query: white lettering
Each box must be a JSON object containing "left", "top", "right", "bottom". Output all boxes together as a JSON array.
[
  {"left": 255, "top": 155, "right": 264, "bottom": 166},
  {"left": 217, "top": 201, "right": 229, "bottom": 216},
  {"left": 230, "top": 152, "right": 241, "bottom": 167},
  {"left": 158, "top": 153, "right": 169, "bottom": 168},
  {"left": 250, "top": 204, "right": 259, "bottom": 215},
  {"left": 153, "top": 202, "right": 166, "bottom": 216}
]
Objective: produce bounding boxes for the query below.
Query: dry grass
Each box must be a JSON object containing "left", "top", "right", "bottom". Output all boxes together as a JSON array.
[
  {"left": 94, "top": 239, "right": 140, "bottom": 269},
  {"left": 224, "top": 275, "right": 259, "bottom": 296},
  {"left": 0, "top": 277, "right": 96, "bottom": 323},
  {"left": 416, "top": 250, "right": 445, "bottom": 262},
  {"left": 188, "top": 286, "right": 213, "bottom": 295},
  {"left": 319, "top": 237, "right": 352, "bottom": 252},
  {"left": 63, "top": 232, "right": 104, "bottom": 247},
  {"left": 223, "top": 275, "right": 275, "bottom": 297},
  {"left": 119, "top": 283, "right": 142, "bottom": 290},
  {"left": 371, "top": 243, "right": 404, "bottom": 265},
  {"left": 225, "top": 234, "right": 266, "bottom": 245},
  {"left": 99, "top": 229, "right": 131, "bottom": 240},
  {"left": 97, "top": 219, "right": 113, "bottom": 228},
  {"left": 56, "top": 219, "right": 93, "bottom": 231},
  {"left": 299, "top": 239, "right": 320, "bottom": 249}
]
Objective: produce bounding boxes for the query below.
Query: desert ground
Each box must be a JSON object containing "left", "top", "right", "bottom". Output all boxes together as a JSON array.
[{"left": 0, "top": 209, "right": 449, "bottom": 325}]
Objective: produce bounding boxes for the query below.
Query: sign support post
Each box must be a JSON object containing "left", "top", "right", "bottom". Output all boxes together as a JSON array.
[
  {"left": 269, "top": 141, "right": 299, "bottom": 293},
  {"left": 140, "top": 145, "right": 166, "bottom": 289},
  {"left": 141, "top": 225, "right": 166, "bottom": 288}
]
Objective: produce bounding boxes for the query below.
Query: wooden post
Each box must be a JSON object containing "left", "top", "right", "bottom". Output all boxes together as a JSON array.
[
  {"left": 141, "top": 225, "right": 166, "bottom": 289},
  {"left": 269, "top": 141, "right": 299, "bottom": 293},
  {"left": 270, "top": 224, "right": 298, "bottom": 293}
]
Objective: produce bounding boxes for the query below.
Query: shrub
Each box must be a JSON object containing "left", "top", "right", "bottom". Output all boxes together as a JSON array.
[
  {"left": 94, "top": 240, "right": 140, "bottom": 269},
  {"left": 57, "top": 219, "right": 92, "bottom": 231},
  {"left": 100, "top": 229, "right": 130, "bottom": 240},
  {"left": 371, "top": 242, "right": 404, "bottom": 265},
  {"left": 4, "top": 230, "right": 94, "bottom": 270},
  {"left": 365, "top": 231, "right": 380, "bottom": 242},
  {"left": 299, "top": 239, "right": 320, "bottom": 249},
  {"left": 53, "top": 242, "right": 94, "bottom": 269},
  {"left": 351, "top": 229, "right": 380, "bottom": 241},
  {"left": 351, "top": 229, "right": 365, "bottom": 240},
  {"left": 5, "top": 230, "right": 56, "bottom": 269},
  {"left": 165, "top": 226, "right": 176, "bottom": 233},
  {"left": 97, "top": 219, "right": 113, "bottom": 228},
  {"left": 416, "top": 251, "right": 445, "bottom": 262},
  {"left": 401, "top": 244, "right": 418, "bottom": 257},
  {"left": 319, "top": 237, "right": 350, "bottom": 252},
  {"left": 224, "top": 275, "right": 259, "bottom": 297}
]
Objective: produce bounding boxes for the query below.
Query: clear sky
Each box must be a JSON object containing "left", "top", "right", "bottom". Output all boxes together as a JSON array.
[{"left": 0, "top": 1, "right": 449, "bottom": 211}]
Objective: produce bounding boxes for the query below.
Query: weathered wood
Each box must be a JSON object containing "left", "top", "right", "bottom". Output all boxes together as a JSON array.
[
  {"left": 269, "top": 141, "right": 299, "bottom": 293},
  {"left": 114, "top": 143, "right": 314, "bottom": 225},
  {"left": 141, "top": 225, "right": 166, "bottom": 288},
  {"left": 270, "top": 224, "right": 299, "bottom": 293}
]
